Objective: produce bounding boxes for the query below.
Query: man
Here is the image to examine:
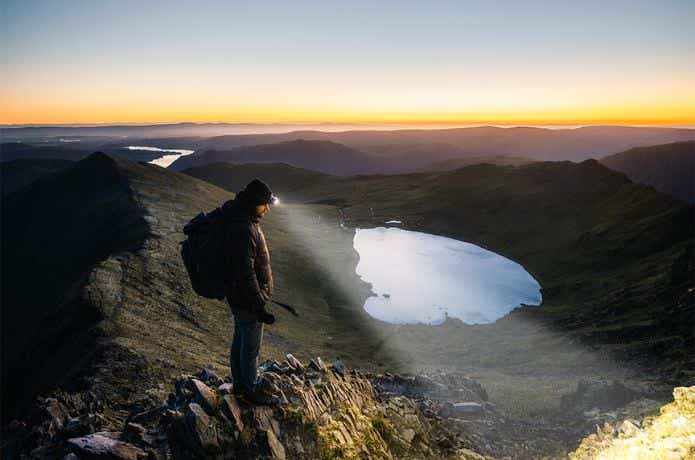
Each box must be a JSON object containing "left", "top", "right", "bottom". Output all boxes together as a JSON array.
[{"left": 223, "top": 178, "right": 278, "bottom": 404}]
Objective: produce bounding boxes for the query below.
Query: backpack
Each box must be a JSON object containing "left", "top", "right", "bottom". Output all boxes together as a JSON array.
[{"left": 180, "top": 207, "right": 229, "bottom": 300}]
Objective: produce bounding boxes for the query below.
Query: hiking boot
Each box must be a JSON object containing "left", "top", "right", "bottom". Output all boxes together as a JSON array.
[{"left": 240, "top": 388, "right": 279, "bottom": 406}]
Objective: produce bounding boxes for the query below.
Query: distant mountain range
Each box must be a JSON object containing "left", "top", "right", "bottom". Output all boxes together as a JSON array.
[
  {"left": 601, "top": 141, "right": 694, "bottom": 203},
  {"left": 3, "top": 125, "right": 695, "bottom": 164},
  {"left": 191, "top": 125, "right": 695, "bottom": 161},
  {"left": 169, "top": 139, "right": 375, "bottom": 175}
]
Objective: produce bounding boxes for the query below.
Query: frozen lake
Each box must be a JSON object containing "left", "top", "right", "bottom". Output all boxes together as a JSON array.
[
  {"left": 353, "top": 227, "right": 542, "bottom": 325},
  {"left": 127, "top": 146, "right": 195, "bottom": 168}
]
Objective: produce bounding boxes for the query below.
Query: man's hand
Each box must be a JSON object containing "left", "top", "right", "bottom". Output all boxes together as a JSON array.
[{"left": 257, "top": 303, "right": 275, "bottom": 324}]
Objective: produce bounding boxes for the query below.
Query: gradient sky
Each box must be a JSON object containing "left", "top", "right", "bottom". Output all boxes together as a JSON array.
[{"left": 2, "top": 0, "right": 694, "bottom": 125}]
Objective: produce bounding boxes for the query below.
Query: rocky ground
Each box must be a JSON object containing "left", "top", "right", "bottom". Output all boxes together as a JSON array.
[
  {"left": 570, "top": 386, "right": 695, "bottom": 459},
  {"left": 3, "top": 354, "right": 684, "bottom": 460}
]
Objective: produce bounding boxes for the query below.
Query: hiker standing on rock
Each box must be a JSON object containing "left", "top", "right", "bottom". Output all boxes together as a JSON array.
[{"left": 222, "top": 179, "right": 278, "bottom": 404}]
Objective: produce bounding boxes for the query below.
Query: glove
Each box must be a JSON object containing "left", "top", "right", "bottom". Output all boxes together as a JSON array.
[{"left": 257, "top": 304, "right": 276, "bottom": 325}]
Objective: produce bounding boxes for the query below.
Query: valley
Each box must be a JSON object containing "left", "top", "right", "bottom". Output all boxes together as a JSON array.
[{"left": 2, "top": 148, "right": 692, "bottom": 457}]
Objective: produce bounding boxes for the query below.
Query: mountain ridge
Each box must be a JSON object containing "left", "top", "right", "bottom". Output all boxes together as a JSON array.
[
  {"left": 601, "top": 140, "right": 695, "bottom": 203},
  {"left": 2, "top": 152, "right": 692, "bottom": 459}
]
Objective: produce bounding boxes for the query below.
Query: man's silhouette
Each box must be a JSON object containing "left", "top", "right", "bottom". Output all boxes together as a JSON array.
[{"left": 223, "top": 178, "right": 277, "bottom": 404}]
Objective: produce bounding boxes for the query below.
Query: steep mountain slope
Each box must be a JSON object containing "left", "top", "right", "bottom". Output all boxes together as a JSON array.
[
  {"left": 169, "top": 139, "right": 375, "bottom": 175},
  {"left": 0, "top": 158, "right": 74, "bottom": 196},
  {"left": 601, "top": 141, "right": 695, "bottom": 203},
  {"left": 1, "top": 152, "right": 379, "bottom": 424}
]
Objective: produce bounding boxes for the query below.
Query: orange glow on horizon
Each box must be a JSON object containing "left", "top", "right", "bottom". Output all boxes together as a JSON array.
[{"left": 3, "top": 102, "right": 695, "bottom": 127}]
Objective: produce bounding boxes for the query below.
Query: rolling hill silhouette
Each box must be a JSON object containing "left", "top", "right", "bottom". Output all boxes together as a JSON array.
[
  {"left": 601, "top": 141, "right": 695, "bottom": 203},
  {"left": 169, "top": 139, "right": 374, "bottom": 175},
  {"left": 193, "top": 125, "right": 695, "bottom": 161},
  {"left": 5, "top": 125, "right": 695, "bottom": 167}
]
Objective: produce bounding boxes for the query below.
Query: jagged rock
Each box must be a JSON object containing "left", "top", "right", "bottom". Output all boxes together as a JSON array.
[
  {"left": 67, "top": 432, "right": 147, "bottom": 459},
  {"left": 402, "top": 428, "right": 416, "bottom": 443},
  {"left": 191, "top": 379, "right": 219, "bottom": 414},
  {"left": 128, "top": 407, "right": 166, "bottom": 425},
  {"left": 10, "top": 362, "right": 495, "bottom": 459},
  {"left": 285, "top": 353, "right": 303, "bottom": 371},
  {"left": 258, "top": 429, "right": 286, "bottom": 460},
  {"left": 257, "top": 373, "right": 282, "bottom": 397},
  {"left": 571, "top": 386, "right": 695, "bottom": 459},
  {"left": 252, "top": 406, "right": 281, "bottom": 438},
  {"left": 455, "top": 447, "right": 488, "bottom": 459},
  {"left": 260, "top": 359, "right": 285, "bottom": 374},
  {"left": 221, "top": 394, "right": 245, "bottom": 432},
  {"left": 42, "top": 398, "right": 68, "bottom": 437},
  {"left": 183, "top": 402, "right": 219, "bottom": 452},
  {"left": 122, "top": 422, "right": 156, "bottom": 447},
  {"left": 331, "top": 359, "right": 346, "bottom": 376},
  {"left": 309, "top": 357, "right": 328, "bottom": 372}
]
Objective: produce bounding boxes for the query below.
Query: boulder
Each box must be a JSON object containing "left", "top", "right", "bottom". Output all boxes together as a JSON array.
[
  {"left": 332, "top": 360, "right": 346, "bottom": 377},
  {"left": 217, "top": 383, "right": 234, "bottom": 395},
  {"left": 67, "top": 432, "right": 147, "bottom": 459},
  {"left": 191, "top": 379, "right": 219, "bottom": 414},
  {"left": 402, "top": 428, "right": 416, "bottom": 443},
  {"left": 440, "top": 402, "right": 484, "bottom": 418},
  {"left": 252, "top": 406, "right": 281, "bottom": 438},
  {"left": 183, "top": 403, "right": 219, "bottom": 452},
  {"left": 260, "top": 359, "right": 285, "bottom": 374},
  {"left": 258, "top": 429, "right": 286, "bottom": 460},
  {"left": 122, "top": 422, "right": 155, "bottom": 447},
  {"left": 221, "top": 395, "right": 245, "bottom": 432},
  {"left": 285, "top": 353, "right": 303, "bottom": 371},
  {"left": 309, "top": 357, "right": 328, "bottom": 372}
]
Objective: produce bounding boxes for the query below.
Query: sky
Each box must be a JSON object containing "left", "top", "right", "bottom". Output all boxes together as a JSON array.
[{"left": 2, "top": 0, "right": 694, "bottom": 125}]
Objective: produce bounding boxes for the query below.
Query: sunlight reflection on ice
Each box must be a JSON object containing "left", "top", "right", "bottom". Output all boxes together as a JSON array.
[{"left": 353, "top": 227, "right": 542, "bottom": 325}]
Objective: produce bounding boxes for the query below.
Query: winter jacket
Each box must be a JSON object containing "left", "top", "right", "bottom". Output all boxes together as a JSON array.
[{"left": 222, "top": 198, "right": 273, "bottom": 315}]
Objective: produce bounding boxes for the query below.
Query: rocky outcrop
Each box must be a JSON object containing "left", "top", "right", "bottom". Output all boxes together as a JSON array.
[
  {"left": 571, "top": 386, "right": 695, "bottom": 459},
  {"left": 6, "top": 355, "right": 676, "bottom": 459},
  {"left": 4, "top": 357, "right": 499, "bottom": 459}
]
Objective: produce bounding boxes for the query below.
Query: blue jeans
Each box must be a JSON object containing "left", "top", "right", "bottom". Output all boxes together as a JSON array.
[{"left": 230, "top": 312, "right": 263, "bottom": 393}]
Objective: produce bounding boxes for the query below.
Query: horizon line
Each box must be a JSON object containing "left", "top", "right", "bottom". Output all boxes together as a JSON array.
[{"left": 2, "top": 121, "right": 695, "bottom": 130}]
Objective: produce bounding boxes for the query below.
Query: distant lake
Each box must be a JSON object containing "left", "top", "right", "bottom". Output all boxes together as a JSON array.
[
  {"left": 127, "top": 146, "right": 195, "bottom": 168},
  {"left": 353, "top": 227, "right": 542, "bottom": 325}
]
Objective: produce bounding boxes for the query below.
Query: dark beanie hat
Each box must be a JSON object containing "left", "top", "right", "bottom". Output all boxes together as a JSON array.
[{"left": 240, "top": 178, "right": 274, "bottom": 206}]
